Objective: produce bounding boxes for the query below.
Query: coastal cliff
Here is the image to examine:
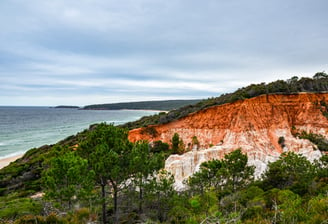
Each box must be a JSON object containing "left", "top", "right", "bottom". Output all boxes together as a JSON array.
[{"left": 129, "top": 93, "right": 328, "bottom": 187}]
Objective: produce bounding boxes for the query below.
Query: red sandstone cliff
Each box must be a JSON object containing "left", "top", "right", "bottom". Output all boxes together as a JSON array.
[
  {"left": 129, "top": 93, "right": 328, "bottom": 188},
  {"left": 129, "top": 93, "right": 328, "bottom": 150}
]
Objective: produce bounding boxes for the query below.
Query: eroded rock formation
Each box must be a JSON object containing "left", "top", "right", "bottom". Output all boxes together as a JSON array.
[{"left": 129, "top": 93, "right": 328, "bottom": 188}]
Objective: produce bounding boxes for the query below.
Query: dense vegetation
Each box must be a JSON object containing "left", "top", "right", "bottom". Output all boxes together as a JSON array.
[
  {"left": 122, "top": 72, "right": 328, "bottom": 129},
  {"left": 0, "top": 123, "right": 327, "bottom": 223},
  {"left": 83, "top": 100, "right": 201, "bottom": 111}
]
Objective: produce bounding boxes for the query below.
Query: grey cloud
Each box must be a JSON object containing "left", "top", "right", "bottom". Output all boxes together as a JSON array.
[{"left": 0, "top": 0, "right": 327, "bottom": 105}]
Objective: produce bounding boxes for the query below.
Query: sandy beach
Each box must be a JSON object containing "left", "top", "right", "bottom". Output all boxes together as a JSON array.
[{"left": 0, "top": 154, "right": 23, "bottom": 169}]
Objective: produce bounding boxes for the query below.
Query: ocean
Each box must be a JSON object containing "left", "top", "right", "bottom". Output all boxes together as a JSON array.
[{"left": 0, "top": 107, "right": 157, "bottom": 159}]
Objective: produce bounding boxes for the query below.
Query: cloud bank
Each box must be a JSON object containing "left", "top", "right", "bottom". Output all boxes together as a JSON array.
[{"left": 0, "top": 0, "right": 327, "bottom": 106}]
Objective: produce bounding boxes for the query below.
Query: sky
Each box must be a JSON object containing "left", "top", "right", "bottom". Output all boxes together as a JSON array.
[{"left": 0, "top": 0, "right": 327, "bottom": 106}]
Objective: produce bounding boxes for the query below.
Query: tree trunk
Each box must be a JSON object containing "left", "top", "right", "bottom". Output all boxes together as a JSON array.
[
  {"left": 113, "top": 185, "right": 118, "bottom": 224},
  {"left": 138, "top": 177, "right": 143, "bottom": 215},
  {"left": 101, "top": 184, "right": 107, "bottom": 224},
  {"left": 157, "top": 191, "right": 163, "bottom": 222},
  {"left": 108, "top": 178, "right": 119, "bottom": 224}
]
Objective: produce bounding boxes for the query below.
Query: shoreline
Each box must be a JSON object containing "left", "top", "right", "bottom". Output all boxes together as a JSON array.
[{"left": 0, "top": 154, "right": 23, "bottom": 169}]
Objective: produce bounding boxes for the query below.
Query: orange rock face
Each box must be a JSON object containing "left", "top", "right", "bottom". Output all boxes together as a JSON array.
[
  {"left": 129, "top": 93, "right": 328, "bottom": 188},
  {"left": 129, "top": 93, "right": 328, "bottom": 152}
]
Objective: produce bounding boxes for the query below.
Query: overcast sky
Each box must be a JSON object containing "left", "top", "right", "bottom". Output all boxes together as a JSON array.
[{"left": 0, "top": 0, "right": 327, "bottom": 106}]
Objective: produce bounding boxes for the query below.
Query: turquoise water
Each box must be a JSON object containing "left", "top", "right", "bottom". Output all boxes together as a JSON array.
[{"left": 0, "top": 107, "right": 157, "bottom": 159}]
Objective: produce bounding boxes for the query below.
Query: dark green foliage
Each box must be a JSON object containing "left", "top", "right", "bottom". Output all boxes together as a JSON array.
[
  {"left": 171, "top": 133, "right": 185, "bottom": 154},
  {"left": 1, "top": 134, "right": 328, "bottom": 223},
  {"left": 77, "top": 123, "right": 133, "bottom": 224},
  {"left": 316, "top": 154, "right": 328, "bottom": 180},
  {"left": 297, "top": 131, "right": 328, "bottom": 151},
  {"left": 0, "top": 145, "right": 56, "bottom": 197},
  {"left": 54, "top": 105, "right": 80, "bottom": 109},
  {"left": 185, "top": 151, "right": 328, "bottom": 223},
  {"left": 312, "top": 155, "right": 328, "bottom": 195},
  {"left": 128, "top": 141, "right": 165, "bottom": 215},
  {"left": 262, "top": 152, "right": 316, "bottom": 195},
  {"left": 42, "top": 150, "right": 95, "bottom": 211},
  {"left": 143, "top": 170, "right": 176, "bottom": 222},
  {"left": 150, "top": 140, "right": 170, "bottom": 153},
  {"left": 278, "top": 136, "right": 285, "bottom": 148},
  {"left": 223, "top": 149, "right": 255, "bottom": 194},
  {"left": 171, "top": 133, "right": 180, "bottom": 154},
  {"left": 191, "top": 136, "right": 200, "bottom": 150},
  {"left": 188, "top": 149, "right": 255, "bottom": 196},
  {"left": 187, "top": 159, "right": 224, "bottom": 194},
  {"left": 140, "top": 126, "right": 158, "bottom": 137},
  {"left": 0, "top": 124, "right": 94, "bottom": 199},
  {"left": 123, "top": 113, "right": 163, "bottom": 129},
  {"left": 240, "top": 186, "right": 266, "bottom": 220},
  {"left": 13, "top": 209, "right": 97, "bottom": 224},
  {"left": 13, "top": 213, "right": 67, "bottom": 224},
  {"left": 319, "top": 100, "right": 328, "bottom": 119},
  {"left": 0, "top": 198, "right": 42, "bottom": 220}
]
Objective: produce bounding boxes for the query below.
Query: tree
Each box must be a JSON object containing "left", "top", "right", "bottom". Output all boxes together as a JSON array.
[
  {"left": 171, "top": 133, "right": 180, "bottom": 154},
  {"left": 313, "top": 71, "right": 328, "bottom": 79},
  {"left": 188, "top": 159, "right": 224, "bottom": 194},
  {"left": 262, "top": 152, "right": 316, "bottom": 195},
  {"left": 128, "top": 141, "right": 165, "bottom": 215},
  {"left": 222, "top": 149, "right": 255, "bottom": 194},
  {"left": 287, "top": 76, "right": 299, "bottom": 92},
  {"left": 306, "top": 194, "right": 328, "bottom": 223},
  {"left": 191, "top": 136, "right": 200, "bottom": 150},
  {"left": 150, "top": 140, "right": 169, "bottom": 153},
  {"left": 311, "top": 154, "right": 328, "bottom": 195},
  {"left": 277, "top": 190, "right": 305, "bottom": 223},
  {"left": 147, "top": 170, "right": 176, "bottom": 222},
  {"left": 43, "top": 150, "right": 94, "bottom": 211},
  {"left": 188, "top": 149, "right": 254, "bottom": 196},
  {"left": 171, "top": 133, "right": 185, "bottom": 154},
  {"left": 316, "top": 154, "right": 328, "bottom": 179},
  {"left": 78, "top": 123, "right": 132, "bottom": 224}
]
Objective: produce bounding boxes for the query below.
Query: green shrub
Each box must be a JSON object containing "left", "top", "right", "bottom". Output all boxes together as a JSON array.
[
  {"left": 298, "top": 131, "right": 328, "bottom": 151},
  {"left": 278, "top": 136, "right": 285, "bottom": 148},
  {"left": 45, "top": 213, "right": 66, "bottom": 224},
  {"left": 0, "top": 198, "right": 42, "bottom": 220},
  {"left": 66, "top": 208, "right": 93, "bottom": 224},
  {"left": 14, "top": 215, "right": 46, "bottom": 224}
]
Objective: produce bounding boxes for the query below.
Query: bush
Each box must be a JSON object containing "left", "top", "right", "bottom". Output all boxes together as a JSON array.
[
  {"left": 14, "top": 215, "right": 46, "bottom": 224},
  {"left": 0, "top": 198, "right": 42, "bottom": 220},
  {"left": 66, "top": 208, "right": 94, "bottom": 224},
  {"left": 298, "top": 131, "right": 328, "bottom": 151},
  {"left": 278, "top": 136, "right": 285, "bottom": 148}
]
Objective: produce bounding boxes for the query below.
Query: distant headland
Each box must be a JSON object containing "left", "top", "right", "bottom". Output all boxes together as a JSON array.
[
  {"left": 54, "top": 105, "right": 80, "bottom": 109},
  {"left": 82, "top": 99, "right": 201, "bottom": 111}
]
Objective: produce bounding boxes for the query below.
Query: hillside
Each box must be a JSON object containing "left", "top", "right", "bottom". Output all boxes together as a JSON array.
[
  {"left": 122, "top": 72, "right": 328, "bottom": 129},
  {"left": 129, "top": 93, "right": 328, "bottom": 187},
  {"left": 0, "top": 74, "right": 327, "bottom": 222},
  {"left": 83, "top": 99, "right": 201, "bottom": 111},
  {"left": 2, "top": 74, "right": 328, "bottom": 196}
]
